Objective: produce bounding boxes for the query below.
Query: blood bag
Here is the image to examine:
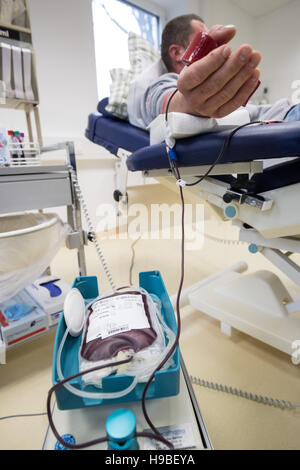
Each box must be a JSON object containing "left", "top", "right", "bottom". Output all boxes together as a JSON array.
[{"left": 78, "top": 287, "right": 176, "bottom": 388}]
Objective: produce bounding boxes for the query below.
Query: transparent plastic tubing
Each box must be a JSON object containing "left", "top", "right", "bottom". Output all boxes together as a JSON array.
[
  {"left": 56, "top": 327, "right": 138, "bottom": 400},
  {"left": 47, "top": 340, "right": 173, "bottom": 449}
]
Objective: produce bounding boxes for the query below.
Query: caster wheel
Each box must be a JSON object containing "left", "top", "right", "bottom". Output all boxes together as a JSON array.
[
  {"left": 113, "top": 190, "right": 128, "bottom": 203},
  {"left": 113, "top": 190, "right": 123, "bottom": 202}
]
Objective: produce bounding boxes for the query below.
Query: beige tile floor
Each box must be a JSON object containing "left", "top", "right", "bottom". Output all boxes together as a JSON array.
[{"left": 0, "top": 183, "right": 300, "bottom": 450}]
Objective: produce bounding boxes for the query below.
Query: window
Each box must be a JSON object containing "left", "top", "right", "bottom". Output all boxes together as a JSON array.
[{"left": 92, "top": 0, "right": 161, "bottom": 100}]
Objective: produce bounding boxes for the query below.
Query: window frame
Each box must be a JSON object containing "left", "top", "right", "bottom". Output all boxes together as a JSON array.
[
  {"left": 91, "top": 0, "right": 167, "bottom": 100},
  {"left": 95, "top": 0, "right": 167, "bottom": 44}
]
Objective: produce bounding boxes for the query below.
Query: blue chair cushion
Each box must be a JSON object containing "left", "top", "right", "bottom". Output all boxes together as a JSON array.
[
  {"left": 97, "top": 97, "right": 110, "bottom": 116},
  {"left": 85, "top": 99, "right": 300, "bottom": 192},
  {"left": 87, "top": 100, "right": 300, "bottom": 169},
  {"left": 126, "top": 121, "right": 300, "bottom": 171},
  {"left": 86, "top": 99, "right": 149, "bottom": 155}
]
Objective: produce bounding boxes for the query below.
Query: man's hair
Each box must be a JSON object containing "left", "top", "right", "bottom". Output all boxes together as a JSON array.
[{"left": 161, "top": 14, "right": 205, "bottom": 71}]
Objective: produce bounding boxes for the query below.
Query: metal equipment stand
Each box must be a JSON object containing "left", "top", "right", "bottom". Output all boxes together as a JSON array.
[{"left": 0, "top": 141, "right": 87, "bottom": 277}]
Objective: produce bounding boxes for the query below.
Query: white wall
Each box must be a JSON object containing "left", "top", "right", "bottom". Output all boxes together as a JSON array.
[
  {"left": 28, "top": 0, "right": 99, "bottom": 140},
  {"left": 150, "top": 0, "right": 206, "bottom": 23},
  {"left": 154, "top": 0, "right": 255, "bottom": 51},
  {"left": 198, "top": 0, "right": 255, "bottom": 50},
  {"left": 27, "top": 0, "right": 119, "bottom": 230},
  {"left": 150, "top": 0, "right": 187, "bottom": 22},
  {"left": 254, "top": 0, "right": 300, "bottom": 104}
]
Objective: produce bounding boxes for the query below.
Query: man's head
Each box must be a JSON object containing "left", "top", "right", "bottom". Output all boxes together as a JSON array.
[{"left": 161, "top": 14, "right": 207, "bottom": 73}]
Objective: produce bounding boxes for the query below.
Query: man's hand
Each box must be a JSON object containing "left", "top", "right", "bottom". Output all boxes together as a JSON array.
[{"left": 165, "top": 25, "right": 261, "bottom": 119}]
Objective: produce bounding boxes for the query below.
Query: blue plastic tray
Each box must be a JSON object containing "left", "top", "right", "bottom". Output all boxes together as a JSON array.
[{"left": 52, "top": 271, "right": 180, "bottom": 410}]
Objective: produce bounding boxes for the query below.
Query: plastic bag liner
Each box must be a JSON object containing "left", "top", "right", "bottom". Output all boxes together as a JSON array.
[
  {"left": 0, "top": 212, "right": 70, "bottom": 303},
  {"left": 79, "top": 287, "right": 176, "bottom": 388}
]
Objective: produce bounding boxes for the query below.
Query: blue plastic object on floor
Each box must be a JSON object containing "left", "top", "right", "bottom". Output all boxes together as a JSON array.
[
  {"left": 52, "top": 271, "right": 180, "bottom": 410},
  {"left": 106, "top": 409, "right": 139, "bottom": 450},
  {"left": 54, "top": 434, "right": 76, "bottom": 450}
]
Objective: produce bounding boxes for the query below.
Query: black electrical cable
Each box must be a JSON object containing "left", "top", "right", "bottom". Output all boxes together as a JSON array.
[{"left": 0, "top": 412, "right": 47, "bottom": 421}]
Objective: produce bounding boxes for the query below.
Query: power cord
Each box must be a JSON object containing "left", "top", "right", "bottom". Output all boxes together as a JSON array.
[
  {"left": 129, "top": 235, "right": 141, "bottom": 285},
  {"left": 68, "top": 164, "right": 116, "bottom": 292},
  {"left": 0, "top": 412, "right": 47, "bottom": 421},
  {"left": 190, "top": 376, "right": 300, "bottom": 410}
]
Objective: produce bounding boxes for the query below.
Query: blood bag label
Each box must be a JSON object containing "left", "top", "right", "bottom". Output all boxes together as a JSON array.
[
  {"left": 142, "top": 423, "right": 196, "bottom": 450},
  {"left": 86, "top": 294, "right": 150, "bottom": 342}
]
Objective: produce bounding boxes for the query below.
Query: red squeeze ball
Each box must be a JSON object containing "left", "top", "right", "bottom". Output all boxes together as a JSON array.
[
  {"left": 181, "top": 31, "right": 261, "bottom": 106},
  {"left": 181, "top": 31, "right": 218, "bottom": 65}
]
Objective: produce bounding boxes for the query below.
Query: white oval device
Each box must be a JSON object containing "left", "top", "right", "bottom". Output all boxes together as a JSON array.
[{"left": 63, "top": 288, "right": 85, "bottom": 337}]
